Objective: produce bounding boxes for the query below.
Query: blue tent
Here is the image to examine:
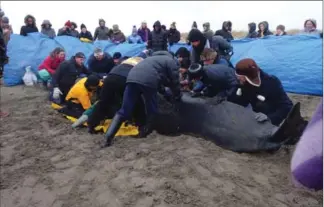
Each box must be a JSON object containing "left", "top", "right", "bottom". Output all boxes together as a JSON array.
[{"left": 3, "top": 33, "right": 323, "bottom": 95}]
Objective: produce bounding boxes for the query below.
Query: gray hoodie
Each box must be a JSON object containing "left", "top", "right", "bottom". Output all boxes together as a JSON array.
[{"left": 41, "top": 20, "right": 56, "bottom": 38}]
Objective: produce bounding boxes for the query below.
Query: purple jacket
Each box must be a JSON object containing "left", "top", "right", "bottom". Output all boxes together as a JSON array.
[{"left": 138, "top": 27, "right": 151, "bottom": 42}]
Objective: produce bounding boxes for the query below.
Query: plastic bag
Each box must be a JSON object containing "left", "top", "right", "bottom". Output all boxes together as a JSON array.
[{"left": 22, "top": 66, "right": 38, "bottom": 86}]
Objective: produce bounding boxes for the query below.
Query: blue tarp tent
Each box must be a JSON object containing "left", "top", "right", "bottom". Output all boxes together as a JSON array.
[{"left": 3, "top": 33, "right": 323, "bottom": 95}]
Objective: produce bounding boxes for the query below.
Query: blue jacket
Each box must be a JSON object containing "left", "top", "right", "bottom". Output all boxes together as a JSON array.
[
  {"left": 87, "top": 52, "right": 115, "bottom": 74},
  {"left": 228, "top": 70, "right": 293, "bottom": 126},
  {"left": 128, "top": 35, "right": 143, "bottom": 44},
  {"left": 192, "top": 64, "right": 238, "bottom": 97}
]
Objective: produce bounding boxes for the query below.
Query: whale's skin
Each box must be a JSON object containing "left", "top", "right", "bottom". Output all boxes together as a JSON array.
[{"left": 152, "top": 92, "right": 281, "bottom": 153}]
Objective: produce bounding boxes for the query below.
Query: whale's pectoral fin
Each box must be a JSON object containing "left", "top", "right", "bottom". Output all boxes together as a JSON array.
[{"left": 269, "top": 102, "right": 307, "bottom": 144}]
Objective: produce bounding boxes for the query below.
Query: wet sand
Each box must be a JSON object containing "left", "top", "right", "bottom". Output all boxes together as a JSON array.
[{"left": 0, "top": 85, "right": 322, "bottom": 207}]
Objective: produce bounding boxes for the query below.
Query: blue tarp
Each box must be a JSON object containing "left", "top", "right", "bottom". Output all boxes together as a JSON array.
[{"left": 4, "top": 33, "right": 323, "bottom": 95}]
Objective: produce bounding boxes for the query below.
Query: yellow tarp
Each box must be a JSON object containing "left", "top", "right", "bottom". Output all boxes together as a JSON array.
[{"left": 51, "top": 103, "right": 139, "bottom": 136}]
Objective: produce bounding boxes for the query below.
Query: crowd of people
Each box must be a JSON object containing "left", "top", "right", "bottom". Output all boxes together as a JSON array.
[{"left": 0, "top": 9, "right": 321, "bottom": 143}]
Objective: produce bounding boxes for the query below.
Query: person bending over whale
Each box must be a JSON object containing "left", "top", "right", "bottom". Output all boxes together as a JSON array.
[
  {"left": 228, "top": 58, "right": 293, "bottom": 126},
  {"left": 101, "top": 51, "right": 182, "bottom": 147},
  {"left": 187, "top": 49, "right": 238, "bottom": 101},
  {"left": 52, "top": 52, "right": 90, "bottom": 103},
  {"left": 85, "top": 57, "right": 144, "bottom": 133},
  {"left": 60, "top": 75, "right": 102, "bottom": 117}
]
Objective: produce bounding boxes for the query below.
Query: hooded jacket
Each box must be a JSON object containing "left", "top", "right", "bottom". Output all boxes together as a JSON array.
[
  {"left": 41, "top": 20, "right": 56, "bottom": 38},
  {"left": 215, "top": 21, "right": 234, "bottom": 42},
  {"left": 94, "top": 19, "right": 111, "bottom": 40},
  {"left": 246, "top": 22, "right": 258, "bottom": 38},
  {"left": 303, "top": 19, "right": 321, "bottom": 34},
  {"left": 111, "top": 25, "right": 126, "bottom": 43},
  {"left": 126, "top": 52, "right": 180, "bottom": 97},
  {"left": 20, "top": 15, "right": 39, "bottom": 36},
  {"left": 167, "top": 27, "right": 180, "bottom": 45},
  {"left": 228, "top": 70, "right": 293, "bottom": 126},
  {"left": 147, "top": 21, "right": 168, "bottom": 52},
  {"left": 188, "top": 29, "right": 210, "bottom": 64},
  {"left": 202, "top": 22, "right": 214, "bottom": 42},
  {"left": 257, "top": 21, "right": 273, "bottom": 37}
]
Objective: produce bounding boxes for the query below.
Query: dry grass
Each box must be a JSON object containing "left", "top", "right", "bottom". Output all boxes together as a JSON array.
[{"left": 180, "top": 29, "right": 302, "bottom": 42}]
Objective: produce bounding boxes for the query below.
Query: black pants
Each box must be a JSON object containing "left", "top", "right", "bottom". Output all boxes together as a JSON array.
[
  {"left": 87, "top": 74, "right": 127, "bottom": 129},
  {"left": 58, "top": 101, "right": 85, "bottom": 118}
]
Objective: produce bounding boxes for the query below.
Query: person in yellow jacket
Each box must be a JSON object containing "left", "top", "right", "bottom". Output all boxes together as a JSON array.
[{"left": 64, "top": 75, "right": 102, "bottom": 117}]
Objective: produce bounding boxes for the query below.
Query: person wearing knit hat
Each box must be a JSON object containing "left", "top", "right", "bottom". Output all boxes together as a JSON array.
[
  {"left": 64, "top": 75, "right": 102, "bottom": 116},
  {"left": 51, "top": 51, "right": 90, "bottom": 103},
  {"left": 58, "top": 21, "right": 73, "bottom": 37},
  {"left": 128, "top": 25, "right": 143, "bottom": 44},
  {"left": 228, "top": 58, "right": 294, "bottom": 126},
  {"left": 167, "top": 22, "right": 180, "bottom": 46},
  {"left": 79, "top": 23, "right": 93, "bottom": 42},
  {"left": 275, "top": 24, "right": 287, "bottom": 36},
  {"left": 187, "top": 29, "right": 210, "bottom": 64}
]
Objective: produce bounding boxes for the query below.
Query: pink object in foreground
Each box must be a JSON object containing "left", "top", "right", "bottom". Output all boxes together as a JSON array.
[{"left": 291, "top": 99, "right": 323, "bottom": 191}]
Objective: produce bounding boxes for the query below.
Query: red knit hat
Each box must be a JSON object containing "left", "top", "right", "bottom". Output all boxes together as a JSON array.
[
  {"left": 65, "top": 20, "right": 72, "bottom": 28},
  {"left": 235, "top": 58, "right": 261, "bottom": 87}
]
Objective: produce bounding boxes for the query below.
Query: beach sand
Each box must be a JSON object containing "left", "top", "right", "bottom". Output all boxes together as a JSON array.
[{"left": 0, "top": 85, "right": 322, "bottom": 207}]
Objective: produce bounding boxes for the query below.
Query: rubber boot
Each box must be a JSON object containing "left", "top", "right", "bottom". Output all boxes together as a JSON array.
[
  {"left": 72, "top": 114, "right": 88, "bottom": 128},
  {"left": 269, "top": 102, "right": 306, "bottom": 144},
  {"left": 101, "top": 114, "right": 124, "bottom": 148},
  {"left": 138, "top": 115, "right": 155, "bottom": 138}
]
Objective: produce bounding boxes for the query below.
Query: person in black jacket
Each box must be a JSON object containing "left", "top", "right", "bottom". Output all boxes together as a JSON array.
[
  {"left": 79, "top": 24, "right": 93, "bottom": 42},
  {"left": 257, "top": 21, "right": 273, "bottom": 37},
  {"left": 87, "top": 48, "right": 115, "bottom": 78},
  {"left": 187, "top": 61, "right": 238, "bottom": 101},
  {"left": 245, "top": 22, "right": 258, "bottom": 38},
  {"left": 215, "top": 21, "right": 233, "bottom": 42},
  {"left": 147, "top": 21, "right": 168, "bottom": 52},
  {"left": 167, "top": 22, "right": 180, "bottom": 46},
  {"left": 20, "top": 14, "right": 38, "bottom": 36},
  {"left": 52, "top": 52, "right": 90, "bottom": 103},
  {"left": 102, "top": 51, "right": 181, "bottom": 147},
  {"left": 87, "top": 57, "right": 144, "bottom": 133},
  {"left": 228, "top": 58, "right": 293, "bottom": 126}
]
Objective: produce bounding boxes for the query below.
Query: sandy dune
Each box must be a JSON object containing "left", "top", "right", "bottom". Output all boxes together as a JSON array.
[{"left": 0, "top": 86, "right": 322, "bottom": 207}]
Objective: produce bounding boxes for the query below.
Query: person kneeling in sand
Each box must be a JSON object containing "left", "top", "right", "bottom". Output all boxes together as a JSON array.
[
  {"left": 60, "top": 75, "right": 102, "bottom": 117},
  {"left": 87, "top": 57, "right": 145, "bottom": 134},
  {"left": 228, "top": 58, "right": 293, "bottom": 126},
  {"left": 187, "top": 48, "right": 238, "bottom": 103},
  {"left": 52, "top": 52, "right": 90, "bottom": 103}
]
